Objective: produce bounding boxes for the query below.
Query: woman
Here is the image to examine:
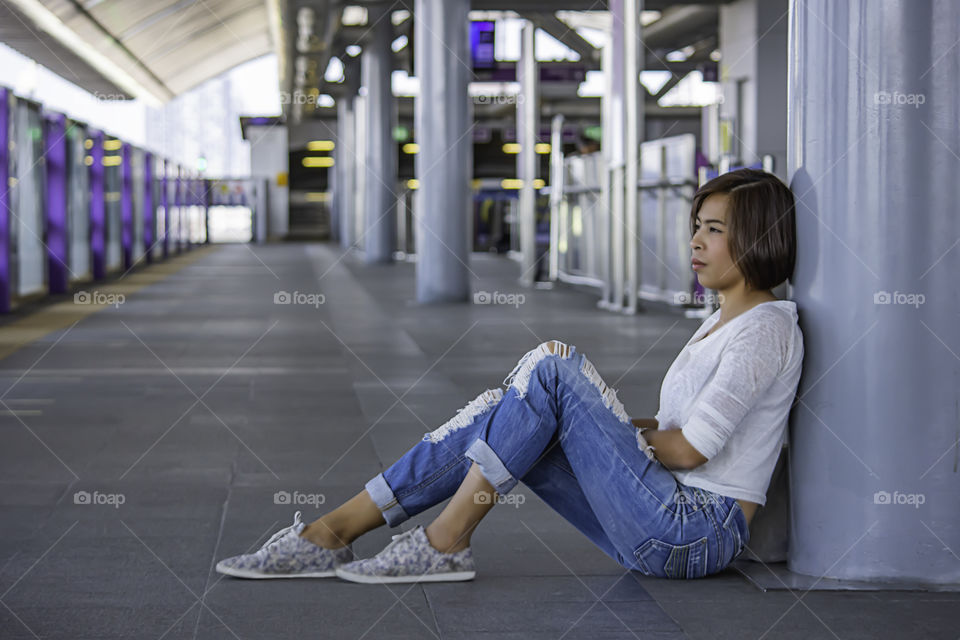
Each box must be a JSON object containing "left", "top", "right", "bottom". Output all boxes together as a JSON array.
[{"left": 216, "top": 168, "right": 804, "bottom": 583}]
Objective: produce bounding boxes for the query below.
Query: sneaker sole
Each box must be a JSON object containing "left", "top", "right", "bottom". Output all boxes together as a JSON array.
[
  {"left": 216, "top": 564, "right": 338, "bottom": 579},
  {"left": 334, "top": 567, "right": 476, "bottom": 584}
]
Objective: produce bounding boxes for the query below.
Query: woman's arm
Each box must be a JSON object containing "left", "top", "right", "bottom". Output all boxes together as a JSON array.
[{"left": 640, "top": 428, "right": 708, "bottom": 470}]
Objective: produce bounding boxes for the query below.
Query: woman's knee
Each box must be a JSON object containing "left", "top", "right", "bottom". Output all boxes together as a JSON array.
[{"left": 503, "top": 340, "right": 577, "bottom": 400}]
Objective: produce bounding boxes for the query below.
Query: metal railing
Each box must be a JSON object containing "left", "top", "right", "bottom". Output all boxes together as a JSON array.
[{"left": 546, "top": 133, "right": 703, "bottom": 313}]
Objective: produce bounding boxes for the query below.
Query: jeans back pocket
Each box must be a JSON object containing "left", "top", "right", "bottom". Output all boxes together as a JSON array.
[{"left": 633, "top": 537, "right": 709, "bottom": 579}]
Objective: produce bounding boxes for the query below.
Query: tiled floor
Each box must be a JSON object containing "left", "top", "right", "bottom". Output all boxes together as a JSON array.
[{"left": 0, "top": 242, "right": 956, "bottom": 639}]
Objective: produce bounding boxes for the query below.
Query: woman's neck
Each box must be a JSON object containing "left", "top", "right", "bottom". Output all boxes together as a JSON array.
[{"left": 716, "top": 288, "right": 778, "bottom": 324}]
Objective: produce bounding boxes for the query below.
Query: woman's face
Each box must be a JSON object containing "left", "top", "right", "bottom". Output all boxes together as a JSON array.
[{"left": 690, "top": 193, "right": 744, "bottom": 292}]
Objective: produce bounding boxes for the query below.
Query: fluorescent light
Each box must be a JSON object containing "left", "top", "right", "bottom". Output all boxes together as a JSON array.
[
  {"left": 402, "top": 143, "right": 419, "bottom": 154},
  {"left": 406, "top": 179, "right": 419, "bottom": 189},
  {"left": 502, "top": 143, "right": 521, "bottom": 154},
  {"left": 535, "top": 143, "right": 551, "bottom": 154},
  {"left": 307, "top": 140, "right": 335, "bottom": 152},
  {"left": 302, "top": 157, "right": 334, "bottom": 168},
  {"left": 391, "top": 35, "right": 408, "bottom": 53},
  {"left": 324, "top": 57, "right": 344, "bottom": 83},
  {"left": 342, "top": 6, "right": 368, "bottom": 26}
]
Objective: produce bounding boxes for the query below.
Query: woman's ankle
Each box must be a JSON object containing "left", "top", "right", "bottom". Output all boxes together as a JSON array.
[
  {"left": 425, "top": 522, "right": 470, "bottom": 554},
  {"left": 300, "top": 520, "right": 351, "bottom": 550}
]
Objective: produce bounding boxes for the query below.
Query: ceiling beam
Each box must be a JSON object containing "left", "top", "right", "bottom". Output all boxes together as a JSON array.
[{"left": 521, "top": 12, "right": 600, "bottom": 66}]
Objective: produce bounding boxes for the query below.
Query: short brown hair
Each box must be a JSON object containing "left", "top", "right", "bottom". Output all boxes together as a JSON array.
[{"left": 690, "top": 168, "right": 796, "bottom": 291}]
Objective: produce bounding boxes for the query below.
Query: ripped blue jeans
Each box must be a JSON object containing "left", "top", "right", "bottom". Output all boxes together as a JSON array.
[{"left": 364, "top": 341, "right": 751, "bottom": 579}]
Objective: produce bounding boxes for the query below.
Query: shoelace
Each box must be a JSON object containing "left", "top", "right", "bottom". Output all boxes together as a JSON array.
[
  {"left": 375, "top": 527, "right": 418, "bottom": 557},
  {"left": 255, "top": 511, "right": 304, "bottom": 556}
]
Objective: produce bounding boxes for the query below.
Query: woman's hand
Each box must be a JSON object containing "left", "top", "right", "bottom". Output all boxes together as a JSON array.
[{"left": 630, "top": 417, "right": 659, "bottom": 430}]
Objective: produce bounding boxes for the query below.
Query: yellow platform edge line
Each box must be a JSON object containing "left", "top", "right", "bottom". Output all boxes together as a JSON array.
[{"left": 0, "top": 245, "right": 223, "bottom": 363}]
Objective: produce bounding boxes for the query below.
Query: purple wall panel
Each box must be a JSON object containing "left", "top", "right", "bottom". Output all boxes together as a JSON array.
[
  {"left": 121, "top": 143, "right": 133, "bottom": 270},
  {"left": 43, "top": 112, "right": 69, "bottom": 293},
  {"left": 161, "top": 160, "right": 169, "bottom": 258},
  {"left": 143, "top": 153, "right": 153, "bottom": 263},
  {"left": 89, "top": 130, "right": 106, "bottom": 280}
]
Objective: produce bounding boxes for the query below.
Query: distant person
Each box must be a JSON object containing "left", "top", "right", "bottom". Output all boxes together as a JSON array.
[
  {"left": 575, "top": 136, "right": 600, "bottom": 156},
  {"left": 217, "top": 168, "right": 803, "bottom": 583}
]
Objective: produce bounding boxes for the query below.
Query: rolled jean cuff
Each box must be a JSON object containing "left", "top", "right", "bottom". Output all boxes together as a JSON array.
[
  {"left": 364, "top": 473, "right": 409, "bottom": 527},
  {"left": 464, "top": 438, "right": 518, "bottom": 496}
]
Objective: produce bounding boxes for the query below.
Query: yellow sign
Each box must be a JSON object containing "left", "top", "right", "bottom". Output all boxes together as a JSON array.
[{"left": 277, "top": 172, "right": 288, "bottom": 186}]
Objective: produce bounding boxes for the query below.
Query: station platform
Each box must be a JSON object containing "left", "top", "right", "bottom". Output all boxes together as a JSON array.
[{"left": 0, "top": 243, "right": 955, "bottom": 639}]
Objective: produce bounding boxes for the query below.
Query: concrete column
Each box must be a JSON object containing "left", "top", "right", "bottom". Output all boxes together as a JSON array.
[
  {"left": 719, "top": 0, "right": 788, "bottom": 175},
  {"left": 517, "top": 22, "right": 538, "bottom": 288},
  {"left": 788, "top": 0, "right": 960, "bottom": 584},
  {"left": 414, "top": 0, "right": 471, "bottom": 302},
  {"left": 361, "top": 5, "right": 396, "bottom": 263}
]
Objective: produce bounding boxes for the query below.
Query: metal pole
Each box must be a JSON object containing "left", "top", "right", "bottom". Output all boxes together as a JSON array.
[
  {"left": 548, "top": 114, "right": 564, "bottom": 282},
  {"left": 598, "top": 41, "right": 613, "bottom": 308},
  {"left": 605, "top": 0, "right": 626, "bottom": 310},
  {"left": 624, "top": 0, "right": 642, "bottom": 314},
  {"left": 0, "top": 89, "right": 10, "bottom": 311},
  {"left": 517, "top": 21, "right": 539, "bottom": 287},
  {"left": 335, "top": 96, "right": 355, "bottom": 248}
]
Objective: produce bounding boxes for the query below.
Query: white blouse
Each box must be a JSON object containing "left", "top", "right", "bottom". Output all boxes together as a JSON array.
[{"left": 654, "top": 300, "right": 804, "bottom": 505}]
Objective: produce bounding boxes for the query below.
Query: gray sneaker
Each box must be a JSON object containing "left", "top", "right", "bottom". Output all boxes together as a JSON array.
[
  {"left": 216, "top": 511, "right": 354, "bottom": 579},
  {"left": 335, "top": 525, "right": 476, "bottom": 584}
]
